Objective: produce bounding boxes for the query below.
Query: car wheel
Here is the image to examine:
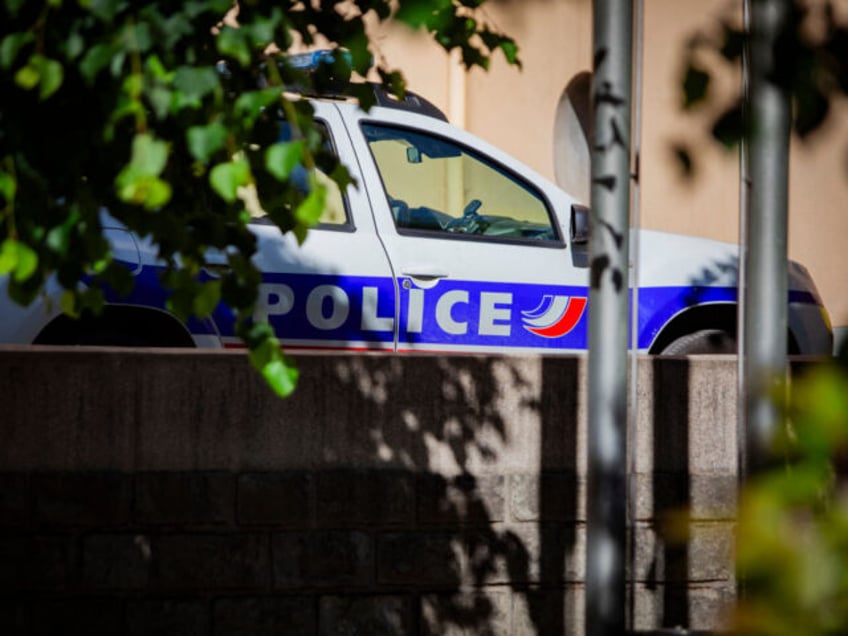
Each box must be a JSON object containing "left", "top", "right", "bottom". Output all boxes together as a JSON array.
[
  {"left": 71, "top": 329, "right": 161, "bottom": 347},
  {"left": 661, "top": 329, "right": 736, "bottom": 355},
  {"left": 34, "top": 309, "right": 196, "bottom": 348}
]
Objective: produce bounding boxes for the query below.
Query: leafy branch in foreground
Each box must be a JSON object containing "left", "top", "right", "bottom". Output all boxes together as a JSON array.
[
  {"left": 0, "top": 0, "right": 519, "bottom": 395},
  {"left": 732, "top": 355, "right": 848, "bottom": 635},
  {"left": 674, "top": 0, "right": 848, "bottom": 177}
]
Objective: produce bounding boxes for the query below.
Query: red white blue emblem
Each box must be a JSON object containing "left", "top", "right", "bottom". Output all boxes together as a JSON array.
[{"left": 521, "top": 295, "right": 587, "bottom": 338}]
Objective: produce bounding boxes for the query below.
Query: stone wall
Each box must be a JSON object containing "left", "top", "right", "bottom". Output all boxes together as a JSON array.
[{"left": 0, "top": 348, "right": 739, "bottom": 634}]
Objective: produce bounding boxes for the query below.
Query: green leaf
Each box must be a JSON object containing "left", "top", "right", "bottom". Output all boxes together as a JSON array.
[
  {"left": 85, "top": 0, "right": 124, "bottom": 22},
  {"left": 173, "top": 65, "right": 220, "bottom": 102},
  {"left": 146, "top": 86, "right": 174, "bottom": 119},
  {"left": 210, "top": 158, "right": 250, "bottom": 202},
  {"left": 396, "top": 0, "right": 450, "bottom": 28},
  {"left": 259, "top": 354, "right": 299, "bottom": 397},
  {"left": 66, "top": 31, "right": 85, "bottom": 60},
  {"left": 120, "top": 21, "right": 153, "bottom": 53},
  {"left": 187, "top": 123, "right": 227, "bottom": 163},
  {"left": 116, "top": 134, "right": 173, "bottom": 209},
  {"left": 0, "top": 239, "right": 17, "bottom": 274},
  {"left": 244, "top": 9, "right": 282, "bottom": 45},
  {"left": 217, "top": 26, "right": 251, "bottom": 67},
  {"left": 343, "top": 31, "right": 373, "bottom": 75},
  {"left": 0, "top": 238, "right": 38, "bottom": 282},
  {"left": 265, "top": 141, "right": 303, "bottom": 181},
  {"left": 108, "top": 99, "right": 146, "bottom": 133},
  {"left": 234, "top": 88, "right": 282, "bottom": 124},
  {"left": 378, "top": 69, "right": 406, "bottom": 99},
  {"left": 294, "top": 185, "right": 326, "bottom": 242},
  {"left": 296, "top": 185, "right": 326, "bottom": 227},
  {"left": 193, "top": 280, "right": 221, "bottom": 318},
  {"left": 499, "top": 40, "right": 520, "bottom": 66},
  {"left": 129, "top": 133, "right": 169, "bottom": 176},
  {"left": 116, "top": 172, "right": 172, "bottom": 209},
  {"left": 0, "top": 32, "right": 34, "bottom": 69},
  {"left": 348, "top": 82, "right": 377, "bottom": 111},
  {"left": 46, "top": 210, "right": 81, "bottom": 255},
  {"left": 60, "top": 289, "right": 80, "bottom": 318},
  {"left": 123, "top": 72, "right": 143, "bottom": 99},
  {"left": 329, "top": 163, "right": 355, "bottom": 191},
  {"left": 247, "top": 334, "right": 299, "bottom": 397},
  {"left": 0, "top": 170, "right": 17, "bottom": 203},
  {"left": 78, "top": 287, "right": 106, "bottom": 315},
  {"left": 144, "top": 54, "right": 172, "bottom": 80},
  {"left": 5, "top": 0, "right": 27, "bottom": 18},
  {"left": 79, "top": 43, "right": 116, "bottom": 82},
  {"left": 38, "top": 58, "right": 63, "bottom": 99},
  {"left": 109, "top": 49, "right": 126, "bottom": 76},
  {"left": 14, "top": 62, "right": 39, "bottom": 90}
]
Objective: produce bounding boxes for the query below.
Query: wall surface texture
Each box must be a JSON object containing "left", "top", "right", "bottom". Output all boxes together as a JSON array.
[{"left": 0, "top": 348, "right": 739, "bottom": 635}]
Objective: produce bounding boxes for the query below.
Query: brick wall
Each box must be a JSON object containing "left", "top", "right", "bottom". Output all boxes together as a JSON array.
[{"left": 0, "top": 349, "right": 738, "bottom": 634}]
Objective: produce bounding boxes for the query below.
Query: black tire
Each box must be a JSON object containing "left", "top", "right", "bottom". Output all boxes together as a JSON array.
[
  {"left": 34, "top": 308, "right": 195, "bottom": 348},
  {"left": 66, "top": 329, "right": 164, "bottom": 347},
  {"left": 661, "top": 329, "right": 736, "bottom": 355}
]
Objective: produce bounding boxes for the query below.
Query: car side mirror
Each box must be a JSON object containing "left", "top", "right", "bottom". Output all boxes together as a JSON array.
[{"left": 570, "top": 204, "right": 590, "bottom": 245}]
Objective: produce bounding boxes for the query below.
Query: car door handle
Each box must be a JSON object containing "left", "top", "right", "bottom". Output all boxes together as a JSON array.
[
  {"left": 202, "top": 264, "right": 229, "bottom": 279},
  {"left": 401, "top": 268, "right": 449, "bottom": 281}
]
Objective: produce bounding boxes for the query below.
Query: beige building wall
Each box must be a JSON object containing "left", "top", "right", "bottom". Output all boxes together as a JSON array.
[{"left": 375, "top": 0, "right": 848, "bottom": 332}]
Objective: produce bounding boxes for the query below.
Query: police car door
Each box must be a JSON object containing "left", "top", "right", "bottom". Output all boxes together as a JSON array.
[
  {"left": 216, "top": 101, "right": 396, "bottom": 351},
  {"left": 346, "top": 107, "right": 589, "bottom": 354}
]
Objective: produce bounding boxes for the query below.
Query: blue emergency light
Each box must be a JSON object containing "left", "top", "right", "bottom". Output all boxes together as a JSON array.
[
  {"left": 282, "top": 49, "right": 447, "bottom": 121},
  {"left": 287, "top": 49, "right": 353, "bottom": 71}
]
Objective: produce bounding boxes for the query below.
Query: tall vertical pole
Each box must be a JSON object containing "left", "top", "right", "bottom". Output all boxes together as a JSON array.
[
  {"left": 744, "top": 0, "right": 791, "bottom": 472},
  {"left": 628, "top": 0, "right": 644, "bottom": 628},
  {"left": 586, "top": 1, "right": 633, "bottom": 634},
  {"left": 737, "top": 0, "right": 751, "bottom": 482}
]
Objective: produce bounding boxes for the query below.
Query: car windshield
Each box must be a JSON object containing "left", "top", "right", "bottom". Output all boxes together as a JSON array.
[{"left": 361, "top": 123, "right": 558, "bottom": 243}]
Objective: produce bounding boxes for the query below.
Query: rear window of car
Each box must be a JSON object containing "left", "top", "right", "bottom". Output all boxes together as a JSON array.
[{"left": 250, "top": 120, "right": 350, "bottom": 229}]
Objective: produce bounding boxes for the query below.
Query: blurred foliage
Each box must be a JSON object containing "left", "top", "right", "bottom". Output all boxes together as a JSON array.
[
  {"left": 732, "top": 346, "right": 848, "bottom": 635},
  {"left": 677, "top": 0, "right": 848, "bottom": 175},
  {"left": 677, "top": 4, "right": 848, "bottom": 626},
  {"left": 0, "top": 0, "right": 518, "bottom": 395}
]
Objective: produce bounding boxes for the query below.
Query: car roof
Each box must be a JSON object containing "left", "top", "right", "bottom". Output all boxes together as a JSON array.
[{"left": 305, "top": 82, "right": 448, "bottom": 122}]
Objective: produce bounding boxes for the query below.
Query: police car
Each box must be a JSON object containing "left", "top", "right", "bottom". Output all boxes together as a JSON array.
[{"left": 0, "top": 56, "right": 834, "bottom": 356}]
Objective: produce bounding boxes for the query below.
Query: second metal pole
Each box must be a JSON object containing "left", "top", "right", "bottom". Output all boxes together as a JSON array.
[
  {"left": 586, "top": 1, "right": 633, "bottom": 633},
  {"left": 744, "top": 0, "right": 791, "bottom": 472}
]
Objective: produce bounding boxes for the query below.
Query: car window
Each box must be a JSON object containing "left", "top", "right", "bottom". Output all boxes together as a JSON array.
[
  {"left": 251, "top": 120, "right": 349, "bottom": 228},
  {"left": 361, "top": 123, "right": 558, "bottom": 243}
]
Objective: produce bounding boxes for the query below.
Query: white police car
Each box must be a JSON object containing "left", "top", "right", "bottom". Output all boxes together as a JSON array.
[{"left": 0, "top": 67, "right": 834, "bottom": 356}]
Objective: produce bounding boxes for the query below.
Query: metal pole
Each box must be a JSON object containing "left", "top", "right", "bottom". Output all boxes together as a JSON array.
[
  {"left": 628, "top": 0, "right": 644, "bottom": 627},
  {"left": 744, "top": 0, "right": 791, "bottom": 472},
  {"left": 737, "top": 0, "right": 751, "bottom": 483},
  {"left": 586, "top": 1, "right": 633, "bottom": 633}
]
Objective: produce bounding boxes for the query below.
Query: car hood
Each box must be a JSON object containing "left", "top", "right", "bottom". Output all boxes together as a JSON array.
[{"left": 632, "top": 228, "right": 822, "bottom": 300}]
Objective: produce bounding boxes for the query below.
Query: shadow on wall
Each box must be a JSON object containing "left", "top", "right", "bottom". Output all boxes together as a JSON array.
[
  {"left": 649, "top": 358, "right": 691, "bottom": 628},
  {"left": 0, "top": 351, "right": 583, "bottom": 635},
  {"left": 305, "top": 355, "right": 582, "bottom": 634}
]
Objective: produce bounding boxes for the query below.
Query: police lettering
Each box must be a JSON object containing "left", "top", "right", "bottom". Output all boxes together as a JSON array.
[{"left": 254, "top": 281, "right": 516, "bottom": 338}]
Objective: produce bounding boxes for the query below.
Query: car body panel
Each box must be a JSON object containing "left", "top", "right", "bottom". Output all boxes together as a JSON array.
[{"left": 0, "top": 96, "right": 833, "bottom": 356}]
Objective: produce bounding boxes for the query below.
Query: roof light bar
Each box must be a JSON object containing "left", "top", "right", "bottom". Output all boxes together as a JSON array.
[{"left": 287, "top": 49, "right": 354, "bottom": 72}]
